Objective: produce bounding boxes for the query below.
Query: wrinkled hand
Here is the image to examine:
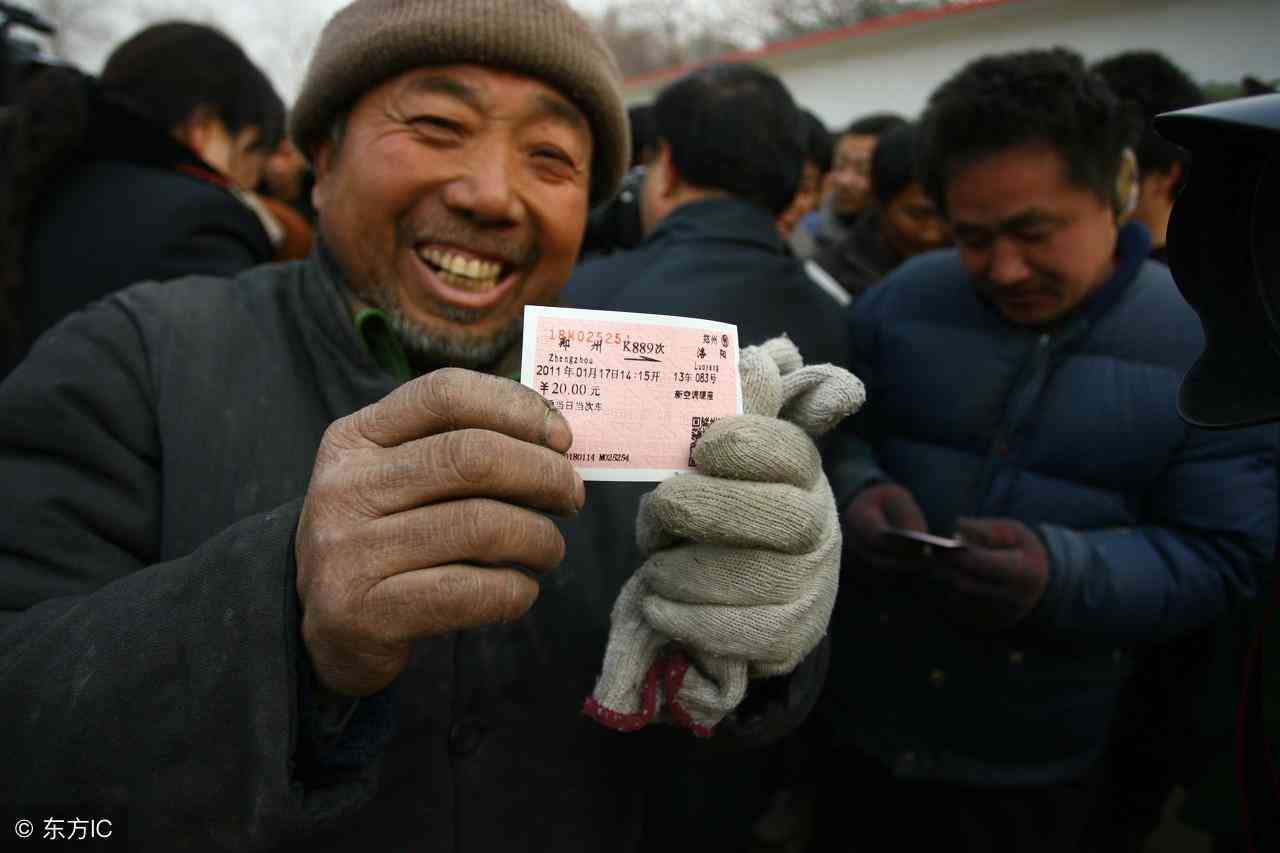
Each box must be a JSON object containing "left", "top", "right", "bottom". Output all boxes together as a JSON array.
[
  {"left": 586, "top": 337, "right": 865, "bottom": 735},
  {"left": 295, "top": 368, "right": 584, "bottom": 697},
  {"left": 841, "top": 481, "right": 932, "bottom": 582},
  {"left": 928, "top": 517, "right": 1050, "bottom": 631}
]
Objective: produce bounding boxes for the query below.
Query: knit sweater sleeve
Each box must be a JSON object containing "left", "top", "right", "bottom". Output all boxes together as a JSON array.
[{"left": 0, "top": 301, "right": 377, "bottom": 850}]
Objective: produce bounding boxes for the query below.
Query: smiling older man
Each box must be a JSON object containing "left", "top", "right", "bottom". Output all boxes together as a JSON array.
[{"left": 0, "top": 0, "right": 859, "bottom": 850}]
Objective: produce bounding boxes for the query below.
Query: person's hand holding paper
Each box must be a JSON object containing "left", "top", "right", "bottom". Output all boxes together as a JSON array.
[{"left": 583, "top": 336, "right": 865, "bottom": 736}]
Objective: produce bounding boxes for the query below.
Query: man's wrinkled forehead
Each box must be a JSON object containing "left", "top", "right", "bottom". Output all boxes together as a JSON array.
[{"left": 394, "top": 66, "right": 590, "bottom": 134}]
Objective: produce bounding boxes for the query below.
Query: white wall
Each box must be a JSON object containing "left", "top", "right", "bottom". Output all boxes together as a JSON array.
[{"left": 624, "top": 0, "right": 1280, "bottom": 129}]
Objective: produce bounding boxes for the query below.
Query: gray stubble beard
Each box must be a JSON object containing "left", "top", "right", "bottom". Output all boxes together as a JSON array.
[{"left": 357, "top": 283, "right": 523, "bottom": 371}]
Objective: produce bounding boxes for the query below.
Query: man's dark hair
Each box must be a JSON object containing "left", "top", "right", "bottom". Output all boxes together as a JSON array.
[
  {"left": 918, "top": 47, "right": 1136, "bottom": 212},
  {"left": 627, "top": 104, "right": 656, "bottom": 168},
  {"left": 800, "top": 109, "right": 834, "bottom": 174},
  {"left": 1241, "top": 76, "right": 1277, "bottom": 96},
  {"left": 843, "top": 111, "right": 907, "bottom": 138},
  {"left": 1093, "top": 51, "right": 1204, "bottom": 190},
  {"left": 871, "top": 122, "right": 918, "bottom": 206},
  {"left": 101, "top": 21, "right": 284, "bottom": 150},
  {"left": 653, "top": 62, "right": 803, "bottom": 215},
  {"left": 0, "top": 23, "right": 283, "bottom": 371}
]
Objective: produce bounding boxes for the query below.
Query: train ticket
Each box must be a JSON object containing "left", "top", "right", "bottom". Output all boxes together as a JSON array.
[{"left": 521, "top": 305, "right": 742, "bottom": 481}]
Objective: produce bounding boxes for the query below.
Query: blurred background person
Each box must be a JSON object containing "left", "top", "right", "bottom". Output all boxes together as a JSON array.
[
  {"left": 0, "top": 0, "right": 56, "bottom": 371},
  {"left": 790, "top": 111, "right": 906, "bottom": 260},
  {"left": 101, "top": 22, "right": 283, "bottom": 191},
  {"left": 0, "top": 20, "right": 283, "bottom": 378},
  {"left": 565, "top": 61, "right": 848, "bottom": 357},
  {"left": 812, "top": 121, "right": 949, "bottom": 302},
  {"left": 777, "top": 108, "right": 834, "bottom": 243},
  {"left": 626, "top": 101, "right": 659, "bottom": 166},
  {"left": 818, "top": 47, "right": 1276, "bottom": 852},
  {"left": 0, "top": 0, "right": 54, "bottom": 106},
  {"left": 578, "top": 103, "right": 657, "bottom": 260},
  {"left": 1085, "top": 51, "right": 1238, "bottom": 853},
  {"left": 250, "top": 137, "right": 316, "bottom": 263},
  {"left": 259, "top": 138, "right": 314, "bottom": 223},
  {"left": 1093, "top": 50, "right": 1206, "bottom": 263},
  {"left": 1241, "top": 75, "right": 1277, "bottom": 96}
]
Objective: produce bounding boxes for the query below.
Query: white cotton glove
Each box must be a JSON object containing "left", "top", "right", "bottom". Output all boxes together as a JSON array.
[{"left": 584, "top": 337, "right": 865, "bottom": 736}]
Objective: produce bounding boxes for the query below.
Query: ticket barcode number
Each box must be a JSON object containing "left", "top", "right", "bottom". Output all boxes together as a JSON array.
[{"left": 688, "top": 416, "right": 719, "bottom": 467}]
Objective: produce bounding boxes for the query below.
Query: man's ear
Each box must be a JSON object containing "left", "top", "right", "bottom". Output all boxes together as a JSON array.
[
  {"left": 173, "top": 105, "right": 218, "bottom": 155},
  {"left": 650, "top": 141, "right": 680, "bottom": 200},
  {"left": 310, "top": 138, "right": 335, "bottom": 213},
  {"left": 1140, "top": 162, "right": 1184, "bottom": 206},
  {"left": 1162, "top": 161, "right": 1186, "bottom": 202}
]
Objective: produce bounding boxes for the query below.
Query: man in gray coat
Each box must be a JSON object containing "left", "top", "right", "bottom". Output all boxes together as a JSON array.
[{"left": 0, "top": 0, "right": 856, "bottom": 849}]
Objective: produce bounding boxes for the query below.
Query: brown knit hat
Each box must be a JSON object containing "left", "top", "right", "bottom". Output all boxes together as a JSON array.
[{"left": 291, "top": 0, "right": 628, "bottom": 204}]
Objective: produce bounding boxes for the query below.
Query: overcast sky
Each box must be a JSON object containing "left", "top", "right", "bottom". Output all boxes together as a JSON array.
[{"left": 23, "top": 1, "right": 674, "bottom": 104}]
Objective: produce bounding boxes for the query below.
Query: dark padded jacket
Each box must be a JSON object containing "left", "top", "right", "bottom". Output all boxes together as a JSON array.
[
  {"left": 21, "top": 159, "right": 271, "bottom": 338},
  {"left": 0, "top": 251, "right": 820, "bottom": 851},
  {"left": 6, "top": 81, "right": 272, "bottom": 375},
  {"left": 564, "top": 196, "right": 849, "bottom": 368},
  {"left": 811, "top": 208, "right": 901, "bottom": 303},
  {"left": 824, "top": 226, "right": 1278, "bottom": 785}
]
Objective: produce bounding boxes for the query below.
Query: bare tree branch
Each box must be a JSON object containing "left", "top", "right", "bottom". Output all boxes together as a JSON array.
[
  {"left": 743, "top": 0, "right": 979, "bottom": 44},
  {"left": 18, "top": 0, "right": 118, "bottom": 66},
  {"left": 586, "top": 0, "right": 758, "bottom": 78},
  {"left": 582, "top": 0, "right": 984, "bottom": 79},
  {"left": 15, "top": 0, "right": 328, "bottom": 103}
]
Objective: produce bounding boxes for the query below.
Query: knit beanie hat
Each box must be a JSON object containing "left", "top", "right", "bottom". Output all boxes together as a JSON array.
[{"left": 291, "top": 0, "right": 629, "bottom": 204}]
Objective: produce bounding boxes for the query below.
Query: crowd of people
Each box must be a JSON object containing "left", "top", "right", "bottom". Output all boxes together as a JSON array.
[{"left": 0, "top": 0, "right": 1277, "bottom": 850}]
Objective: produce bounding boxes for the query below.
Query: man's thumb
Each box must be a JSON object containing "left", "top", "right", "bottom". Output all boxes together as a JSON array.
[{"left": 954, "top": 517, "right": 1017, "bottom": 549}]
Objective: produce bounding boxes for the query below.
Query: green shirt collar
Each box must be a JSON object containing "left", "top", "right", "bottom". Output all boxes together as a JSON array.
[
  {"left": 353, "top": 306, "right": 524, "bottom": 383},
  {"left": 354, "top": 307, "right": 413, "bottom": 384}
]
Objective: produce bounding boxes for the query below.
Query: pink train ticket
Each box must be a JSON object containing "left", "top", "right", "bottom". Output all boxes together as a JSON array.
[{"left": 521, "top": 305, "right": 743, "bottom": 481}]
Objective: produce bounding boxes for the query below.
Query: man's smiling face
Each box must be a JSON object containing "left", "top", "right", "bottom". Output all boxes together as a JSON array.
[{"left": 313, "top": 64, "right": 593, "bottom": 368}]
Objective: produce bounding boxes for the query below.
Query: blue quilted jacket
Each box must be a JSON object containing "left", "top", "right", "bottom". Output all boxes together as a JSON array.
[{"left": 824, "top": 224, "right": 1278, "bottom": 785}]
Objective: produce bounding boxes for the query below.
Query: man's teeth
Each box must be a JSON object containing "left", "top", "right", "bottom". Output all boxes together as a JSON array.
[{"left": 420, "top": 248, "right": 503, "bottom": 288}]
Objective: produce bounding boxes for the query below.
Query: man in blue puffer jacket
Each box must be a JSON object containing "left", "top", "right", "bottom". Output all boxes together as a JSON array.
[{"left": 812, "top": 48, "right": 1278, "bottom": 852}]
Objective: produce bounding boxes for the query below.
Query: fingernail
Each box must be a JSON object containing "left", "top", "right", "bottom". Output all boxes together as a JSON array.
[
  {"left": 544, "top": 408, "right": 573, "bottom": 453},
  {"left": 573, "top": 471, "right": 586, "bottom": 512}
]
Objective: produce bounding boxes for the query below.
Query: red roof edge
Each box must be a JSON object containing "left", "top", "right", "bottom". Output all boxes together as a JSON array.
[{"left": 622, "top": 0, "right": 1019, "bottom": 89}]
